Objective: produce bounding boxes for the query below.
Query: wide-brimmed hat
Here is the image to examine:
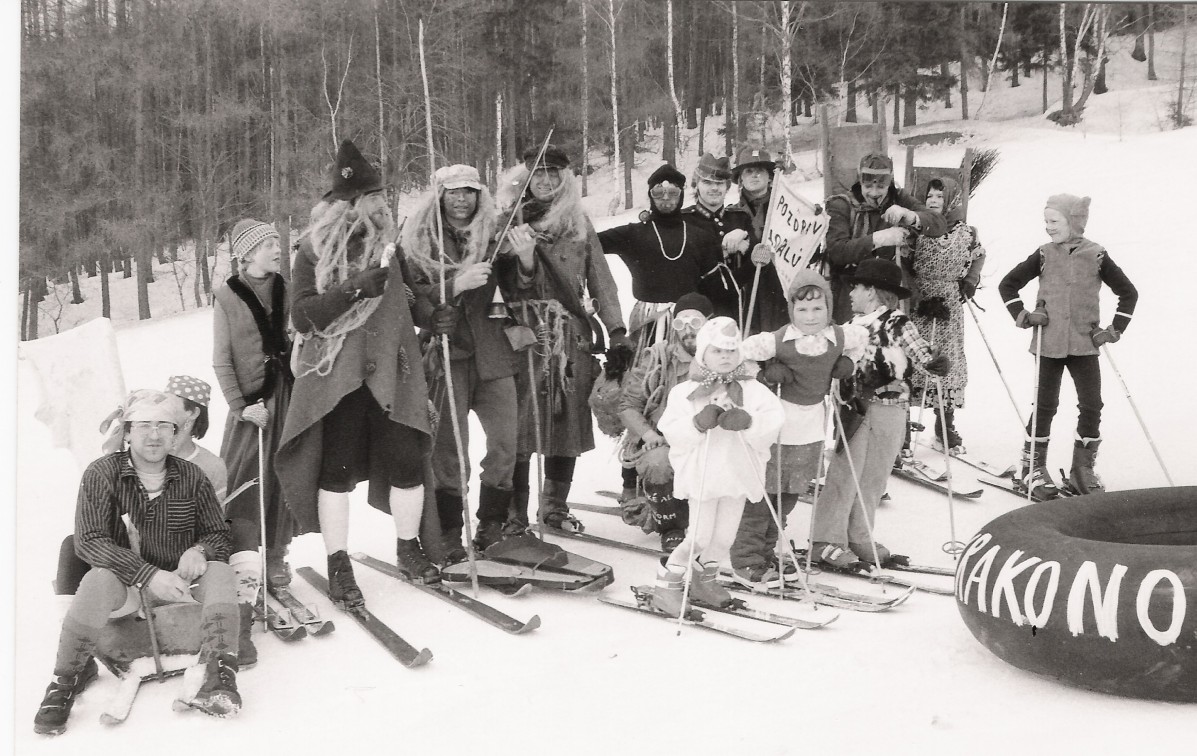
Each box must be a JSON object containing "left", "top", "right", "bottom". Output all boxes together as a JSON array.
[
  {"left": 693, "top": 153, "right": 732, "bottom": 183},
  {"left": 847, "top": 257, "right": 910, "bottom": 298},
  {"left": 435, "top": 164, "right": 485, "bottom": 192},
  {"left": 732, "top": 147, "right": 776, "bottom": 180},
  {"left": 323, "top": 139, "right": 384, "bottom": 202},
  {"left": 523, "top": 144, "right": 570, "bottom": 171}
]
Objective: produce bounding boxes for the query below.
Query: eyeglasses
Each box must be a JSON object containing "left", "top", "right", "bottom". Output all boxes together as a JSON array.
[
  {"left": 130, "top": 421, "right": 177, "bottom": 434},
  {"left": 672, "top": 312, "right": 707, "bottom": 333},
  {"left": 650, "top": 183, "right": 682, "bottom": 201}
]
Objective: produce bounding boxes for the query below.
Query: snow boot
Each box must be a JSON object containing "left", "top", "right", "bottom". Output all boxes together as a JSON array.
[
  {"left": 327, "top": 550, "right": 365, "bottom": 609},
  {"left": 1017, "top": 437, "right": 1059, "bottom": 499},
  {"left": 190, "top": 653, "right": 241, "bottom": 718},
  {"left": 504, "top": 491, "right": 531, "bottom": 536},
  {"left": 237, "top": 603, "right": 257, "bottom": 668},
  {"left": 933, "top": 406, "right": 965, "bottom": 454},
  {"left": 33, "top": 657, "right": 98, "bottom": 735},
  {"left": 730, "top": 563, "right": 783, "bottom": 590},
  {"left": 649, "top": 559, "right": 689, "bottom": 618},
  {"left": 395, "top": 538, "right": 441, "bottom": 584},
  {"left": 539, "top": 479, "right": 584, "bottom": 533},
  {"left": 767, "top": 552, "right": 802, "bottom": 580},
  {"left": 849, "top": 541, "right": 904, "bottom": 567},
  {"left": 475, "top": 519, "right": 507, "bottom": 551},
  {"left": 1070, "top": 437, "right": 1105, "bottom": 495},
  {"left": 689, "top": 561, "right": 734, "bottom": 608},
  {"left": 265, "top": 546, "right": 292, "bottom": 589},
  {"left": 809, "top": 542, "right": 862, "bottom": 570},
  {"left": 440, "top": 526, "right": 468, "bottom": 566}
]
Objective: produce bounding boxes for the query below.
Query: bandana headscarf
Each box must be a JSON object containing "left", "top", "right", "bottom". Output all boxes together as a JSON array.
[{"left": 98, "top": 389, "right": 179, "bottom": 454}]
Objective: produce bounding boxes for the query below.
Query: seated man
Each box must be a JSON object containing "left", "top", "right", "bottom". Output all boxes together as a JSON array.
[{"left": 34, "top": 389, "right": 241, "bottom": 736}]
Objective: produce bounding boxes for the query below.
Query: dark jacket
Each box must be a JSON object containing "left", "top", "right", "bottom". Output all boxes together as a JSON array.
[
  {"left": 725, "top": 190, "right": 789, "bottom": 333},
  {"left": 597, "top": 211, "right": 725, "bottom": 306}
]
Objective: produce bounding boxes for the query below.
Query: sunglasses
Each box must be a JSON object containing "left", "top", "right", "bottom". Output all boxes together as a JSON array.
[
  {"left": 650, "top": 183, "right": 682, "bottom": 201},
  {"left": 672, "top": 312, "right": 707, "bottom": 333}
]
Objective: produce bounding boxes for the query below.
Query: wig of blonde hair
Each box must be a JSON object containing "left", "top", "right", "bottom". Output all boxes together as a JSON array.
[
  {"left": 400, "top": 184, "right": 497, "bottom": 279},
  {"left": 495, "top": 163, "right": 588, "bottom": 242}
]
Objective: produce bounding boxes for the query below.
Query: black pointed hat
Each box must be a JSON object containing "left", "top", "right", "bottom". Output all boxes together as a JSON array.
[{"left": 323, "top": 139, "right": 384, "bottom": 202}]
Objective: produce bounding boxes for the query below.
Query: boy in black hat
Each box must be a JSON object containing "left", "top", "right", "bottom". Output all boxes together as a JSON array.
[
  {"left": 681, "top": 153, "right": 756, "bottom": 323},
  {"left": 725, "top": 146, "right": 791, "bottom": 333},
  {"left": 808, "top": 258, "right": 949, "bottom": 570},
  {"left": 824, "top": 153, "right": 947, "bottom": 324}
]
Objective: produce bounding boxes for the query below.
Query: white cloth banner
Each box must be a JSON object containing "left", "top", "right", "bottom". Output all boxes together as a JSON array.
[{"left": 762, "top": 176, "right": 829, "bottom": 296}]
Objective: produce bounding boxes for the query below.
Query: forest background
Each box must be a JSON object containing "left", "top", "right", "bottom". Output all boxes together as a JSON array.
[{"left": 16, "top": 1, "right": 1194, "bottom": 339}]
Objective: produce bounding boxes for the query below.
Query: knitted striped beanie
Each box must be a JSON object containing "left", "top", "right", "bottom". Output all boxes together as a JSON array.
[{"left": 231, "top": 218, "right": 279, "bottom": 262}]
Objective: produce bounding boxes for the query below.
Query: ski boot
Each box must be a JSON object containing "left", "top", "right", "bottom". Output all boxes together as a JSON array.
[
  {"left": 539, "top": 480, "right": 585, "bottom": 533},
  {"left": 33, "top": 657, "right": 98, "bottom": 735},
  {"left": 649, "top": 559, "right": 694, "bottom": 618},
  {"left": 850, "top": 541, "right": 909, "bottom": 568},
  {"left": 395, "top": 538, "right": 441, "bottom": 584},
  {"left": 1069, "top": 437, "right": 1105, "bottom": 495},
  {"left": 689, "top": 561, "right": 734, "bottom": 608},
  {"left": 730, "top": 563, "right": 783, "bottom": 590},
  {"left": 1016, "top": 437, "right": 1059, "bottom": 499},
  {"left": 327, "top": 550, "right": 365, "bottom": 609},
  {"left": 809, "top": 542, "right": 863, "bottom": 570},
  {"left": 237, "top": 603, "right": 257, "bottom": 668},
  {"left": 189, "top": 654, "right": 241, "bottom": 718}
]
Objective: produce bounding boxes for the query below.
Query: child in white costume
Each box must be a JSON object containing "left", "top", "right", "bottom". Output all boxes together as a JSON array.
[{"left": 652, "top": 317, "right": 784, "bottom": 615}]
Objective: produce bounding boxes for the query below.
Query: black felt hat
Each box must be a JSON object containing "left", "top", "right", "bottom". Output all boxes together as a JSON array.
[
  {"left": 324, "top": 140, "right": 384, "bottom": 202},
  {"left": 847, "top": 257, "right": 911, "bottom": 299},
  {"left": 732, "top": 147, "right": 777, "bottom": 180}
]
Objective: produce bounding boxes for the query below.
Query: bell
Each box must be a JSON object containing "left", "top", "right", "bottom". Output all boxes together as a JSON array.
[{"left": 487, "top": 288, "right": 509, "bottom": 319}]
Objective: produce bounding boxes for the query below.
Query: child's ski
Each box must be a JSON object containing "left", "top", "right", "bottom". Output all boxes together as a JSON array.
[
  {"left": 891, "top": 466, "right": 983, "bottom": 498},
  {"left": 256, "top": 601, "right": 307, "bottom": 641},
  {"left": 542, "top": 528, "right": 666, "bottom": 558},
  {"left": 719, "top": 577, "right": 915, "bottom": 612},
  {"left": 351, "top": 553, "right": 541, "bottom": 635},
  {"left": 698, "top": 598, "right": 838, "bottom": 630},
  {"left": 268, "top": 585, "right": 336, "bottom": 636},
  {"left": 599, "top": 588, "right": 795, "bottom": 642},
  {"left": 977, "top": 476, "right": 1071, "bottom": 503},
  {"left": 296, "top": 567, "right": 432, "bottom": 668},
  {"left": 566, "top": 500, "right": 624, "bottom": 517}
]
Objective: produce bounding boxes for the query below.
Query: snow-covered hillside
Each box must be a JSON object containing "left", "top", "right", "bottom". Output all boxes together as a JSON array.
[{"left": 13, "top": 24, "right": 1197, "bottom": 755}]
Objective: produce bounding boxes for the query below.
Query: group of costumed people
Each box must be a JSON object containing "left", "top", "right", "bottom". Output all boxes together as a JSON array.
[{"left": 36, "top": 137, "right": 1137, "bottom": 735}]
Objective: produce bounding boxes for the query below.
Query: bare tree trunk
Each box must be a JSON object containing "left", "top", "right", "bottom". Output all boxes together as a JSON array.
[
  {"left": 780, "top": 0, "right": 794, "bottom": 170},
  {"left": 1060, "top": 4, "right": 1073, "bottom": 114},
  {"left": 960, "top": 7, "right": 970, "bottom": 120},
  {"left": 374, "top": 4, "right": 385, "bottom": 178},
  {"left": 100, "top": 251, "right": 111, "bottom": 318},
  {"left": 27, "top": 281, "right": 39, "bottom": 340},
  {"left": 20, "top": 282, "right": 30, "bottom": 340},
  {"left": 697, "top": 105, "right": 706, "bottom": 156},
  {"left": 607, "top": 0, "right": 627, "bottom": 207},
  {"left": 667, "top": 0, "right": 683, "bottom": 163},
  {"left": 1043, "top": 44, "right": 1050, "bottom": 112},
  {"left": 684, "top": 2, "right": 698, "bottom": 129},
  {"left": 622, "top": 124, "right": 634, "bottom": 210},
  {"left": 846, "top": 79, "right": 857, "bottom": 122},
  {"left": 731, "top": 3, "right": 740, "bottom": 148},
  {"left": 663, "top": 117, "right": 676, "bottom": 164},
  {"left": 903, "top": 79, "right": 918, "bottom": 127},
  {"left": 1178, "top": 5, "right": 1189, "bottom": 127},
  {"left": 892, "top": 86, "right": 900, "bottom": 133},
  {"left": 1147, "top": 4, "right": 1157, "bottom": 80},
  {"left": 69, "top": 266, "right": 84, "bottom": 304},
  {"left": 942, "top": 61, "right": 953, "bottom": 105},
  {"left": 580, "top": 1, "right": 589, "bottom": 196}
]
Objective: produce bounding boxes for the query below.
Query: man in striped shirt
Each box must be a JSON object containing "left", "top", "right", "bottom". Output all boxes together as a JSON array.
[{"left": 35, "top": 390, "right": 241, "bottom": 735}]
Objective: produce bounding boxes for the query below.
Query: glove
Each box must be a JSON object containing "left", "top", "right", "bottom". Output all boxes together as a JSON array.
[
  {"left": 430, "top": 304, "right": 459, "bottom": 335},
  {"left": 915, "top": 296, "right": 950, "bottom": 321},
  {"left": 958, "top": 278, "right": 978, "bottom": 301},
  {"left": 1090, "top": 326, "right": 1121, "bottom": 348},
  {"left": 344, "top": 265, "right": 389, "bottom": 300},
  {"left": 871, "top": 227, "right": 908, "bottom": 249},
  {"left": 605, "top": 328, "right": 635, "bottom": 380},
  {"left": 750, "top": 242, "right": 773, "bottom": 266},
  {"left": 1017, "top": 307, "right": 1049, "bottom": 328},
  {"left": 241, "top": 403, "right": 270, "bottom": 429},
  {"left": 718, "top": 407, "right": 753, "bottom": 431},
  {"left": 760, "top": 360, "right": 797, "bottom": 386},
  {"left": 924, "top": 350, "right": 951, "bottom": 377},
  {"left": 831, "top": 354, "right": 854, "bottom": 381},
  {"left": 721, "top": 228, "right": 750, "bottom": 256},
  {"left": 693, "top": 404, "right": 725, "bottom": 432}
]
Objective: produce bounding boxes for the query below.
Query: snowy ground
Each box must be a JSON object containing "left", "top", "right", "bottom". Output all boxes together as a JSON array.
[{"left": 13, "top": 29, "right": 1197, "bottom": 755}]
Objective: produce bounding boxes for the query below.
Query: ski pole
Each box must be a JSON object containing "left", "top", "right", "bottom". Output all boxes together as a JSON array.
[
  {"left": 1026, "top": 326, "right": 1043, "bottom": 504},
  {"left": 932, "top": 378, "right": 963, "bottom": 557},
  {"left": 676, "top": 433, "right": 712, "bottom": 635},
  {"left": 257, "top": 427, "right": 269, "bottom": 631},
  {"left": 421, "top": 18, "right": 479, "bottom": 596},
  {"left": 1100, "top": 344, "right": 1175, "bottom": 486},
  {"left": 964, "top": 299, "right": 1027, "bottom": 430}
]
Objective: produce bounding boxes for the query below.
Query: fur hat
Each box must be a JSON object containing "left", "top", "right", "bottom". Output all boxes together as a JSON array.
[
  {"left": 732, "top": 147, "right": 776, "bottom": 180},
  {"left": 694, "top": 316, "right": 743, "bottom": 370},
  {"left": 693, "top": 153, "right": 732, "bottom": 183},
  {"left": 1045, "top": 193, "right": 1090, "bottom": 237},
  {"left": 785, "top": 268, "right": 833, "bottom": 304},
  {"left": 858, "top": 153, "right": 894, "bottom": 179},
  {"left": 523, "top": 144, "right": 570, "bottom": 171},
  {"left": 230, "top": 219, "right": 279, "bottom": 262},
  {"left": 436, "top": 164, "right": 485, "bottom": 193},
  {"left": 847, "top": 257, "right": 910, "bottom": 298},
  {"left": 648, "top": 163, "right": 686, "bottom": 188},
  {"left": 674, "top": 292, "right": 714, "bottom": 317},
  {"left": 324, "top": 139, "right": 384, "bottom": 202}
]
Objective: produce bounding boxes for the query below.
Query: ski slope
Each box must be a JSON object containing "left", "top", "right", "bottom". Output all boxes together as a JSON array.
[{"left": 13, "top": 43, "right": 1197, "bottom": 755}]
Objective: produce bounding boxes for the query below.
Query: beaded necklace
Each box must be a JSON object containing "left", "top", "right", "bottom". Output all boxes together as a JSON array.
[{"left": 651, "top": 220, "right": 687, "bottom": 262}]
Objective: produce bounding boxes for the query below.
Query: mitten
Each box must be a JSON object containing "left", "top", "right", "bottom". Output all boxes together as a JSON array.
[
  {"left": 1090, "top": 326, "right": 1121, "bottom": 348},
  {"left": 718, "top": 407, "right": 753, "bottom": 431},
  {"left": 958, "top": 278, "right": 977, "bottom": 301},
  {"left": 760, "top": 360, "right": 797, "bottom": 386},
  {"left": 344, "top": 265, "right": 389, "bottom": 300},
  {"left": 693, "top": 404, "right": 724, "bottom": 432},
  {"left": 241, "top": 403, "right": 270, "bottom": 429},
  {"left": 924, "top": 350, "right": 951, "bottom": 377},
  {"left": 1017, "top": 307, "right": 1049, "bottom": 328},
  {"left": 831, "top": 354, "right": 855, "bottom": 381},
  {"left": 605, "top": 328, "right": 635, "bottom": 380},
  {"left": 721, "top": 229, "right": 750, "bottom": 256},
  {"left": 430, "top": 304, "right": 459, "bottom": 335},
  {"left": 915, "top": 296, "right": 950, "bottom": 321}
]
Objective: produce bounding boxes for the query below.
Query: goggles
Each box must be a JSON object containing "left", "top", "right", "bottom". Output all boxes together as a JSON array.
[
  {"left": 860, "top": 172, "right": 892, "bottom": 189},
  {"left": 672, "top": 311, "right": 707, "bottom": 333},
  {"left": 649, "top": 182, "right": 682, "bottom": 201}
]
